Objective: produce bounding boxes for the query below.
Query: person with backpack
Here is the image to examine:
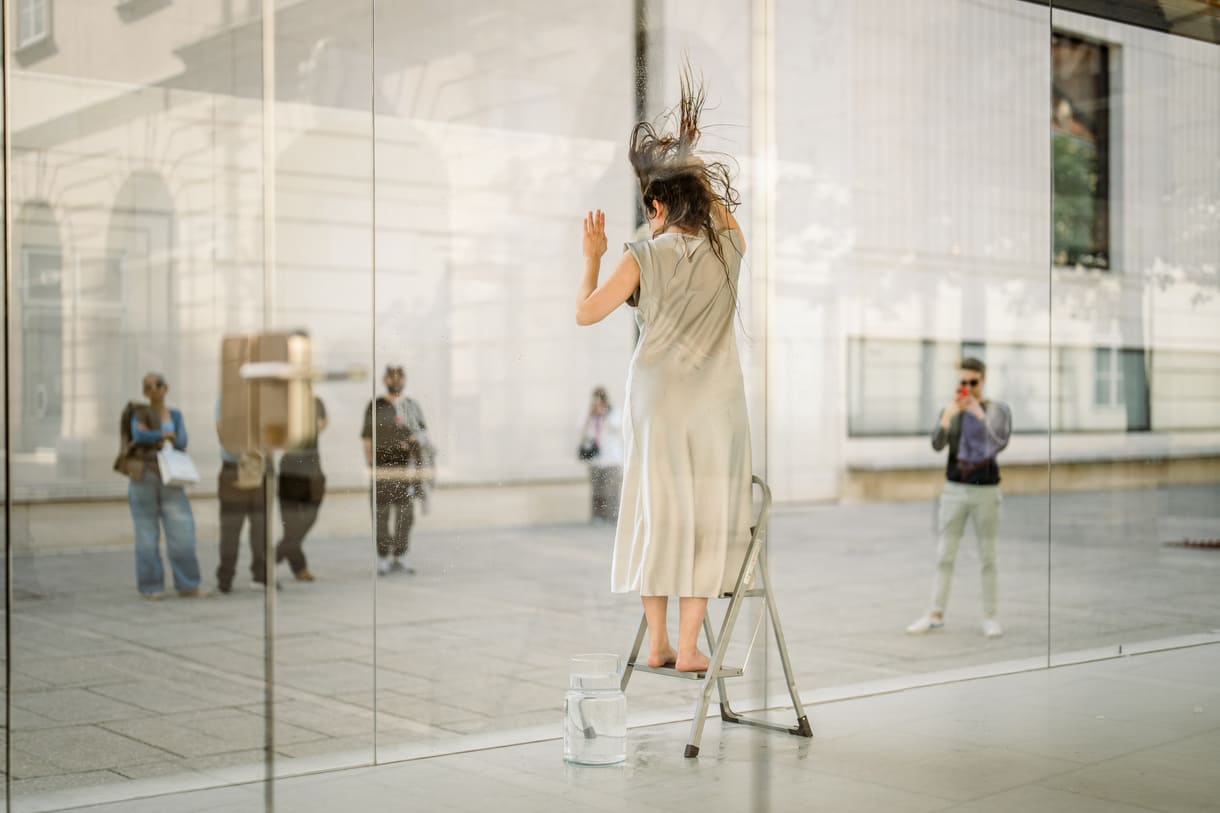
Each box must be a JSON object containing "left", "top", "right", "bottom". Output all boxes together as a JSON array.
[
  {"left": 114, "top": 372, "right": 204, "bottom": 599},
  {"left": 362, "top": 365, "right": 434, "bottom": 576}
]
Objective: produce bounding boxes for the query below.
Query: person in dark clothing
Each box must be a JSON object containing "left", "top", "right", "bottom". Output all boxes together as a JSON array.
[
  {"left": 215, "top": 400, "right": 273, "bottom": 593},
  {"left": 362, "top": 365, "right": 433, "bottom": 575},
  {"left": 907, "top": 357, "right": 1012, "bottom": 639},
  {"left": 276, "top": 397, "right": 328, "bottom": 581}
]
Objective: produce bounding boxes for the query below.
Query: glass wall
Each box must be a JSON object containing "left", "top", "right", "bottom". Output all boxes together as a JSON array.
[
  {"left": 5, "top": 2, "right": 287, "bottom": 808},
  {"left": 1048, "top": 6, "right": 1220, "bottom": 663},
  {"left": 766, "top": 0, "right": 1054, "bottom": 702},
  {"left": 1, "top": 0, "right": 1217, "bottom": 810}
]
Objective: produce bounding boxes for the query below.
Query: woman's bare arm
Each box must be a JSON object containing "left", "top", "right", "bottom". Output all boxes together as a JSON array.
[
  {"left": 576, "top": 210, "right": 641, "bottom": 326},
  {"left": 710, "top": 200, "right": 746, "bottom": 254}
]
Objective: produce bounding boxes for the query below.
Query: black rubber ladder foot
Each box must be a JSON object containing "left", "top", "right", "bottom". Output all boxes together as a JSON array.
[
  {"left": 720, "top": 705, "right": 741, "bottom": 724},
  {"left": 684, "top": 744, "right": 700, "bottom": 758},
  {"left": 791, "top": 715, "right": 813, "bottom": 738}
]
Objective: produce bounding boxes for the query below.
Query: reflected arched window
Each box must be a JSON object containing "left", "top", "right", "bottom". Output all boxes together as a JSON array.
[{"left": 15, "top": 202, "right": 64, "bottom": 454}]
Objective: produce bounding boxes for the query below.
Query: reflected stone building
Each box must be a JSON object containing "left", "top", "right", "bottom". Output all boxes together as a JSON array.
[{"left": 6, "top": 0, "right": 1218, "bottom": 522}]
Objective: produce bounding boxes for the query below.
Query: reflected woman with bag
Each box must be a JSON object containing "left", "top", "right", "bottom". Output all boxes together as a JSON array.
[
  {"left": 121, "top": 372, "right": 204, "bottom": 599},
  {"left": 580, "top": 387, "right": 623, "bottom": 523}
]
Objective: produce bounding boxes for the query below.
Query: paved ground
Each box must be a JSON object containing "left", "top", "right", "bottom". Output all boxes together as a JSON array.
[
  {"left": 51, "top": 644, "right": 1220, "bottom": 813},
  {"left": 1, "top": 483, "right": 1218, "bottom": 810}
]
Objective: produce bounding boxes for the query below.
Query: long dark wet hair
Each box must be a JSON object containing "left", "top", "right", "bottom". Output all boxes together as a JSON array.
[{"left": 628, "top": 68, "right": 742, "bottom": 275}]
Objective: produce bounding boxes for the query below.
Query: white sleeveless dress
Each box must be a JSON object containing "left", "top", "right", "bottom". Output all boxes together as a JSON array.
[{"left": 610, "top": 229, "right": 753, "bottom": 598}]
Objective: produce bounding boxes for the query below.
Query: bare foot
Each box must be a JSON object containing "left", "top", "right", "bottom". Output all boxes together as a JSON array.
[
  {"left": 646, "top": 645, "right": 678, "bottom": 668},
  {"left": 675, "top": 650, "right": 711, "bottom": 673}
]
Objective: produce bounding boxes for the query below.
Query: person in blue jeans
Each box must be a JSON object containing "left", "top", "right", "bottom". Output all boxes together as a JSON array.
[{"left": 126, "top": 372, "right": 204, "bottom": 599}]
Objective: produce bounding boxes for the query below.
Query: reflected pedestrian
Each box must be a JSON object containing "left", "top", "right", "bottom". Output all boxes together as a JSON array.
[
  {"left": 276, "top": 396, "right": 327, "bottom": 581},
  {"left": 215, "top": 401, "right": 273, "bottom": 593},
  {"left": 907, "top": 358, "right": 1012, "bottom": 638},
  {"left": 575, "top": 73, "right": 752, "bottom": 673},
  {"left": 363, "top": 365, "right": 433, "bottom": 576},
  {"left": 119, "top": 373, "right": 204, "bottom": 599},
  {"left": 580, "top": 387, "right": 624, "bottom": 523}
]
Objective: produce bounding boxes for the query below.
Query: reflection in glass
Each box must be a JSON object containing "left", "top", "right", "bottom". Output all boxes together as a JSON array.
[
  {"left": 6, "top": 2, "right": 279, "bottom": 806},
  {"left": 1050, "top": 8, "right": 1220, "bottom": 663},
  {"left": 772, "top": 0, "right": 1052, "bottom": 700},
  {"left": 0, "top": 0, "right": 1215, "bottom": 808},
  {"left": 1052, "top": 31, "right": 1110, "bottom": 270}
]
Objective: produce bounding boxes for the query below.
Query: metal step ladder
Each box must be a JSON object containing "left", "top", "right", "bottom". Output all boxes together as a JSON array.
[{"left": 620, "top": 476, "right": 812, "bottom": 757}]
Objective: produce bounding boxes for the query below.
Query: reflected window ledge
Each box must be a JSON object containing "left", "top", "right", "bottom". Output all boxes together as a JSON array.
[{"left": 846, "top": 431, "right": 1220, "bottom": 470}]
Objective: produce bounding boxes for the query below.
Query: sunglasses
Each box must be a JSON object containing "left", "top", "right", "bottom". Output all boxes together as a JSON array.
[
  {"left": 143, "top": 381, "right": 166, "bottom": 390},
  {"left": 960, "top": 379, "right": 981, "bottom": 387}
]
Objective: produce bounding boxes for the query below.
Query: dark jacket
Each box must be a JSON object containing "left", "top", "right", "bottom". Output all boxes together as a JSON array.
[
  {"left": 361, "top": 396, "right": 425, "bottom": 468},
  {"left": 931, "top": 400, "right": 1012, "bottom": 486}
]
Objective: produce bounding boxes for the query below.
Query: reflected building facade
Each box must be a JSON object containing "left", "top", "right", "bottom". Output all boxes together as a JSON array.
[{"left": 2, "top": 0, "right": 1218, "bottom": 809}]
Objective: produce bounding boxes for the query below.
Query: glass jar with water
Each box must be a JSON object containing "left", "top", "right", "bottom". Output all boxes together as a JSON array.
[{"left": 564, "top": 654, "right": 626, "bottom": 765}]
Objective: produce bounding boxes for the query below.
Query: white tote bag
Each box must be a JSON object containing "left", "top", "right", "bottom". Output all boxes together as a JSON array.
[{"left": 158, "top": 445, "right": 201, "bottom": 488}]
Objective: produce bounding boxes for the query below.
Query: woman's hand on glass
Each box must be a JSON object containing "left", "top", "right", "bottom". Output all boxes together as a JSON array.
[{"left": 582, "top": 209, "right": 607, "bottom": 259}]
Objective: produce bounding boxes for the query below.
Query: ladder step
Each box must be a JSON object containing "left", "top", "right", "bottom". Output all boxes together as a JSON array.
[
  {"left": 719, "top": 589, "right": 765, "bottom": 599},
  {"left": 626, "top": 662, "right": 744, "bottom": 680}
]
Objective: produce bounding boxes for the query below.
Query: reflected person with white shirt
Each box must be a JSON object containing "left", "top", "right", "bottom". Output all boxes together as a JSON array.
[{"left": 581, "top": 387, "right": 624, "bottom": 523}]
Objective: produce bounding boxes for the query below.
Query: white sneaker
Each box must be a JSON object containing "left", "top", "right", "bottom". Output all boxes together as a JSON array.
[
  {"left": 982, "top": 618, "right": 1004, "bottom": 639},
  {"left": 905, "top": 614, "right": 944, "bottom": 634},
  {"left": 376, "top": 557, "right": 391, "bottom": 576}
]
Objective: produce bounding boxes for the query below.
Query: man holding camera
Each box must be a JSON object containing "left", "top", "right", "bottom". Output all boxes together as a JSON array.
[{"left": 907, "top": 357, "right": 1012, "bottom": 639}]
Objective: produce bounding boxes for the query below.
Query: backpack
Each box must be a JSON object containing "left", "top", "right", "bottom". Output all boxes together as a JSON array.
[{"left": 113, "top": 401, "right": 150, "bottom": 479}]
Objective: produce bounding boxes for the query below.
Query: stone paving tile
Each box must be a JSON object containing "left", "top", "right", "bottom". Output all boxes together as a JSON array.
[
  {"left": 11, "top": 654, "right": 146, "bottom": 689},
  {"left": 441, "top": 708, "right": 567, "bottom": 736},
  {"left": 88, "top": 679, "right": 246, "bottom": 715},
  {"left": 909, "top": 704, "right": 1193, "bottom": 766},
  {"left": 268, "top": 636, "right": 375, "bottom": 665},
  {"left": 9, "top": 770, "right": 128, "bottom": 797},
  {"left": 271, "top": 660, "right": 377, "bottom": 696},
  {"left": 1038, "top": 755, "right": 1220, "bottom": 813},
  {"left": 11, "top": 688, "right": 152, "bottom": 726},
  {"left": 240, "top": 700, "right": 375, "bottom": 739},
  {"left": 271, "top": 735, "right": 375, "bottom": 761},
  {"left": 168, "top": 644, "right": 267, "bottom": 680},
  {"left": 97, "top": 718, "right": 247, "bottom": 760},
  {"left": 7, "top": 706, "right": 59, "bottom": 730},
  {"left": 104, "top": 708, "right": 326, "bottom": 758},
  {"left": 942, "top": 785, "right": 1159, "bottom": 813},
  {"left": 166, "top": 673, "right": 268, "bottom": 707},
  {"left": 13, "top": 726, "right": 174, "bottom": 773},
  {"left": 8, "top": 747, "right": 71, "bottom": 780},
  {"left": 112, "top": 760, "right": 201, "bottom": 781},
  {"left": 818, "top": 735, "right": 1078, "bottom": 803},
  {"left": 370, "top": 692, "right": 484, "bottom": 730},
  {"left": 401, "top": 674, "right": 561, "bottom": 719},
  {"left": 80, "top": 619, "right": 256, "bottom": 650}
]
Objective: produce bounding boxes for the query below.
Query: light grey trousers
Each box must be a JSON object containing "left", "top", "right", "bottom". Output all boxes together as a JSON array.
[{"left": 930, "top": 481, "right": 1001, "bottom": 618}]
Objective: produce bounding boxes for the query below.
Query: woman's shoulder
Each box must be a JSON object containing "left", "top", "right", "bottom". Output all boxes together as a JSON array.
[{"left": 718, "top": 228, "right": 745, "bottom": 253}]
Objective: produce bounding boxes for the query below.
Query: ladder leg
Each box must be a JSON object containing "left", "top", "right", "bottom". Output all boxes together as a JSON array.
[
  {"left": 703, "top": 614, "right": 738, "bottom": 722},
  {"left": 684, "top": 668, "right": 717, "bottom": 758},
  {"left": 686, "top": 575, "right": 756, "bottom": 757},
  {"left": 621, "top": 613, "right": 648, "bottom": 692},
  {"left": 759, "top": 546, "right": 812, "bottom": 737}
]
